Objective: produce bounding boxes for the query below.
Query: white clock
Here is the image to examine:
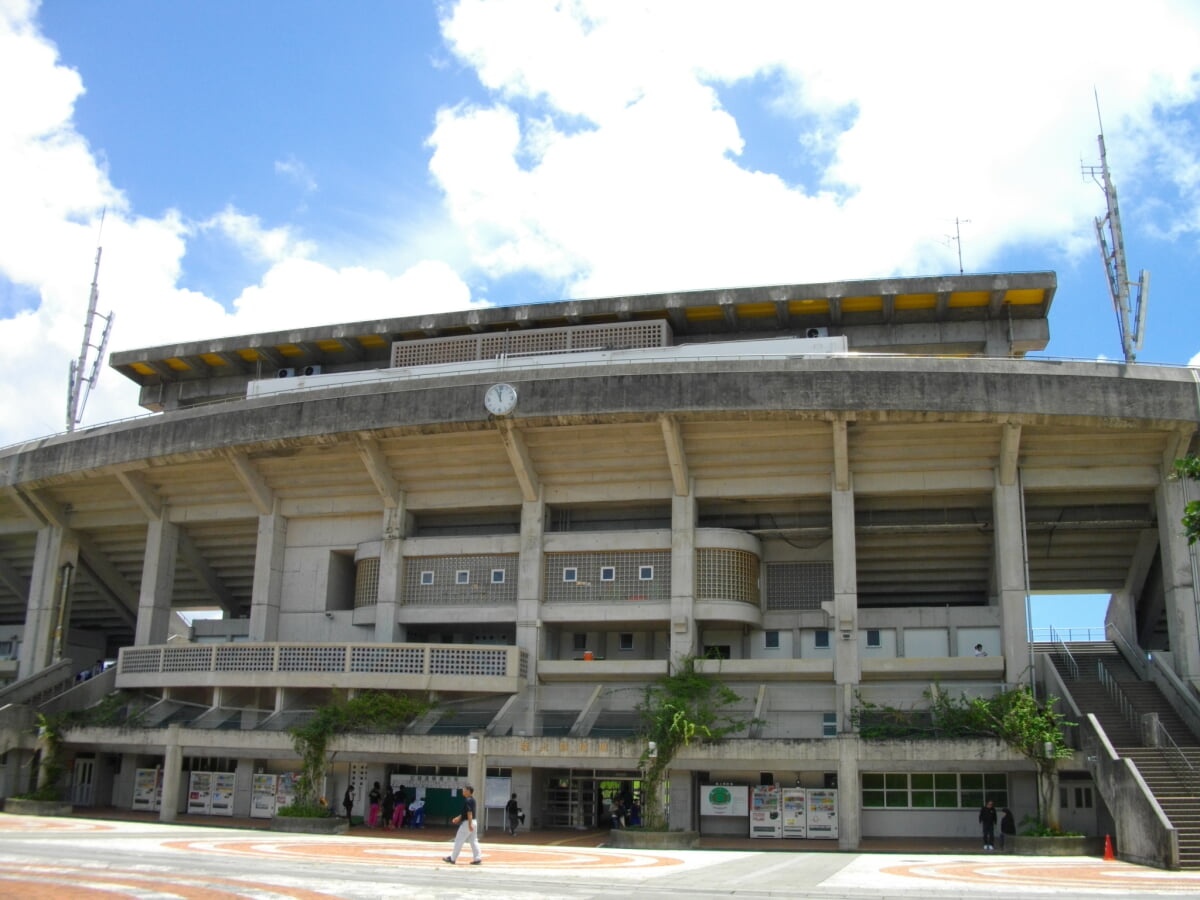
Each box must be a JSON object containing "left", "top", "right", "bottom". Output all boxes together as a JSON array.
[{"left": 484, "top": 382, "right": 518, "bottom": 416}]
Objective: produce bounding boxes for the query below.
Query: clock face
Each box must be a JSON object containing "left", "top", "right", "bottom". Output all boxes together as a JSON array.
[{"left": 484, "top": 382, "right": 518, "bottom": 416}]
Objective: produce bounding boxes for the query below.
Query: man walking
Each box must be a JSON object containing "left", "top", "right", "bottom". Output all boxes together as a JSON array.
[{"left": 443, "top": 784, "right": 482, "bottom": 865}]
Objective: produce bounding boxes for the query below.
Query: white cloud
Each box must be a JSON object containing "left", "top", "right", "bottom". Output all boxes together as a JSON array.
[
  {"left": 0, "top": 5, "right": 480, "bottom": 446},
  {"left": 274, "top": 155, "right": 318, "bottom": 193},
  {"left": 432, "top": 0, "right": 1200, "bottom": 298}
]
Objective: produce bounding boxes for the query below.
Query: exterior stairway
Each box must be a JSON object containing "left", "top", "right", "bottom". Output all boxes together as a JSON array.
[{"left": 1042, "top": 641, "right": 1200, "bottom": 869}]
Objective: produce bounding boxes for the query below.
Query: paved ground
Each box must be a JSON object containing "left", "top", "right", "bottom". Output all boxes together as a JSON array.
[{"left": 2, "top": 810, "right": 1199, "bottom": 899}]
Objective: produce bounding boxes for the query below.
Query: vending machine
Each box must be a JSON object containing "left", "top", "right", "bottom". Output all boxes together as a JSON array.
[
  {"left": 187, "top": 771, "right": 213, "bottom": 815},
  {"left": 781, "top": 788, "right": 807, "bottom": 838},
  {"left": 211, "top": 771, "right": 236, "bottom": 816},
  {"left": 132, "top": 768, "right": 163, "bottom": 811},
  {"left": 806, "top": 788, "right": 838, "bottom": 839},
  {"left": 250, "top": 773, "right": 278, "bottom": 818},
  {"left": 749, "top": 784, "right": 781, "bottom": 838}
]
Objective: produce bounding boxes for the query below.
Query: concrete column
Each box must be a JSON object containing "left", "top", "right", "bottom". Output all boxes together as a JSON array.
[
  {"left": 670, "top": 487, "right": 697, "bottom": 664},
  {"left": 830, "top": 487, "right": 860, "bottom": 690},
  {"left": 993, "top": 477, "right": 1029, "bottom": 684},
  {"left": 20, "top": 527, "right": 78, "bottom": 679},
  {"left": 135, "top": 518, "right": 178, "bottom": 647},
  {"left": 232, "top": 758, "right": 255, "bottom": 817},
  {"left": 1156, "top": 479, "right": 1200, "bottom": 681},
  {"left": 159, "top": 724, "right": 182, "bottom": 823},
  {"left": 249, "top": 505, "right": 287, "bottom": 642},
  {"left": 466, "top": 732, "right": 486, "bottom": 809},
  {"left": 374, "top": 502, "right": 408, "bottom": 643},
  {"left": 667, "top": 771, "right": 694, "bottom": 831},
  {"left": 516, "top": 493, "right": 546, "bottom": 684},
  {"left": 837, "top": 734, "right": 861, "bottom": 850}
]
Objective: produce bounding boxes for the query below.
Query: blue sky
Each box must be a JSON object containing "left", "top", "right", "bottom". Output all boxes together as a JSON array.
[{"left": 1, "top": 0, "right": 1198, "bottom": 449}]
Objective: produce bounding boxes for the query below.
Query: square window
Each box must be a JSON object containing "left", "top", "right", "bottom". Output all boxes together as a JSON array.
[
  {"left": 862, "top": 774, "right": 885, "bottom": 790},
  {"left": 814, "top": 630, "right": 830, "bottom": 649},
  {"left": 638, "top": 566, "right": 654, "bottom": 581},
  {"left": 573, "top": 633, "right": 587, "bottom": 651},
  {"left": 910, "top": 774, "right": 933, "bottom": 790},
  {"left": 420, "top": 571, "right": 434, "bottom": 586},
  {"left": 456, "top": 570, "right": 470, "bottom": 585},
  {"left": 764, "top": 630, "right": 780, "bottom": 649},
  {"left": 866, "top": 629, "right": 881, "bottom": 648},
  {"left": 563, "top": 568, "right": 578, "bottom": 583},
  {"left": 911, "top": 791, "right": 934, "bottom": 808},
  {"left": 491, "top": 569, "right": 505, "bottom": 584},
  {"left": 600, "top": 566, "right": 616, "bottom": 582},
  {"left": 863, "top": 791, "right": 885, "bottom": 808},
  {"left": 619, "top": 633, "right": 634, "bottom": 651},
  {"left": 884, "top": 773, "right": 907, "bottom": 790}
]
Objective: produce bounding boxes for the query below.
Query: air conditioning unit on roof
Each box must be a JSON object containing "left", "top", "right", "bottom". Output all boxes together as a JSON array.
[
  {"left": 277, "top": 368, "right": 295, "bottom": 378},
  {"left": 805, "top": 327, "right": 829, "bottom": 339}
]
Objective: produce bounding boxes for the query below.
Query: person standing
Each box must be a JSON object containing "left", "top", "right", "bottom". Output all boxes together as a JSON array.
[
  {"left": 999, "top": 807, "right": 1016, "bottom": 851},
  {"left": 342, "top": 784, "right": 355, "bottom": 823},
  {"left": 392, "top": 788, "right": 407, "bottom": 829},
  {"left": 505, "top": 793, "right": 520, "bottom": 836},
  {"left": 367, "top": 781, "right": 382, "bottom": 828},
  {"left": 979, "top": 799, "right": 998, "bottom": 850},
  {"left": 443, "top": 784, "right": 482, "bottom": 865},
  {"left": 381, "top": 784, "right": 395, "bottom": 830}
]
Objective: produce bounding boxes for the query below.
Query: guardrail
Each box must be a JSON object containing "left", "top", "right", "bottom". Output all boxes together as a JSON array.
[
  {"left": 1098, "top": 659, "right": 1140, "bottom": 735},
  {"left": 0, "top": 658, "right": 75, "bottom": 708},
  {"left": 1049, "top": 626, "right": 1080, "bottom": 680},
  {"left": 1030, "top": 626, "right": 1106, "bottom": 643},
  {"left": 1149, "top": 716, "right": 1200, "bottom": 798}
]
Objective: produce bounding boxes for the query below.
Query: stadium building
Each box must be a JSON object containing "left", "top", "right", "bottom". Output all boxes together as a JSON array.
[{"left": 1, "top": 271, "right": 1198, "bottom": 864}]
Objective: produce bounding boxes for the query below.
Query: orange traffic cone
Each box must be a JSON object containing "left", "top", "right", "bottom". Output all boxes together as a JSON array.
[{"left": 1104, "top": 834, "right": 1115, "bottom": 861}]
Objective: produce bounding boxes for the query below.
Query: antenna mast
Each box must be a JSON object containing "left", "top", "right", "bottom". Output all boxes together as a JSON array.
[
  {"left": 1082, "top": 95, "right": 1149, "bottom": 364},
  {"left": 66, "top": 212, "right": 115, "bottom": 432}
]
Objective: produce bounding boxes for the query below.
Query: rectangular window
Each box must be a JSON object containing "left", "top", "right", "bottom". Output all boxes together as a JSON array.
[
  {"left": 764, "top": 630, "right": 780, "bottom": 649},
  {"left": 562, "top": 568, "right": 578, "bottom": 583},
  {"left": 814, "top": 630, "right": 830, "bottom": 649},
  {"left": 822, "top": 712, "right": 837, "bottom": 738},
  {"left": 420, "top": 571, "right": 434, "bottom": 586},
  {"left": 861, "top": 773, "right": 1007, "bottom": 809},
  {"left": 600, "top": 566, "right": 616, "bottom": 582},
  {"left": 572, "top": 633, "right": 587, "bottom": 651},
  {"left": 490, "top": 569, "right": 505, "bottom": 584},
  {"left": 456, "top": 570, "right": 470, "bottom": 585},
  {"left": 619, "top": 633, "right": 634, "bottom": 651},
  {"left": 866, "top": 629, "right": 881, "bottom": 648},
  {"left": 638, "top": 565, "right": 654, "bottom": 581},
  {"left": 703, "top": 645, "right": 731, "bottom": 660},
  {"left": 1075, "top": 787, "right": 1093, "bottom": 809}
]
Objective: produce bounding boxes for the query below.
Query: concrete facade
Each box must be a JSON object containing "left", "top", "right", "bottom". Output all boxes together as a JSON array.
[{"left": 1, "top": 272, "right": 1198, "bottom": 847}]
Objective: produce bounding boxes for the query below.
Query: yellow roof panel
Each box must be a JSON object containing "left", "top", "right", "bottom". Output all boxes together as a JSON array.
[
  {"left": 165, "top": 358, "right": 190, "bottom": 371},
  {"left": 685, "top": 306, "right": 724, "bottom": 322},
  {"left": 948, "top": 291, "right": 988, "bottom": 308},
  {"left": 735, "top": 302, "right": 776, "bottom": 319},
  {"left": 894, "top": 293, "right": 936, "bottom": 310},
  {"left": 1006, "top": 288, "right": 1044, "bottom": 305},
  {"left": 841, "top": 296, "right": 882, "bottom": 313},
  {"left": 789, "top": 299, "right": 830, "bottom": 315}
]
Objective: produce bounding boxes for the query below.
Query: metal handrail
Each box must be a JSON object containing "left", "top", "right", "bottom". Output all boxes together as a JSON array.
[
  {"left": 1106, "top": 621, "right": 1150, "bottom": 679},
  {"left": 1098, "top": 659, "right": 1140, "bottom": 735},
  {"left": 1150, "top": 717, "right": 1200, "bottom": 798},
  {"left": 1050, "top": 626, "right": 1080, "bottom": 680}
]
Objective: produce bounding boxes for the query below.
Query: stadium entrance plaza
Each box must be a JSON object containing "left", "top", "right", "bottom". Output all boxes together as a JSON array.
[{"left": 2, "top": 811, "right": 1199, "bottom": 899}]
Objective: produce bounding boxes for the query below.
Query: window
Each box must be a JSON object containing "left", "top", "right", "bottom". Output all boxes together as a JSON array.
[
  {"left": 562, "top": 568, "right": 578, "bottom": 583},
  {"left": 866, "top": 629, "right": 881, "bottom": 649},
  {"left": 490, "top": 569, "right": 505, "bottom": 584},
  {"left": 764, "top": 630, "right": 780, "bottom": 650},
  {"left": 639, "top": 566, "right": 654, "bottom": 581},
  {"left": 814, "top": 630, "right": 830, "bottom": 649},
  {"left": 822, "top": 712, "right": 837, "bottom": 738},
  {"left": 456, "top": 570, "right": 470, "bottom": 585},
  {"left": 619, "top": 633, "right": 634, "bottom": 651},
  {"left": 573, "top": 633, "right": 587, "bottom": 651},
  {"left": 420, "top": 571, "right": 434, "bottom": 586},
  {"left": 600, "top": 566, "right": 616, "bottom": 582},
  {"left": 703, "top": 645, "right": 731, "bottom": 660},
  {"left": 863, "top": 773, "right": 1007, "bottom": 809}
]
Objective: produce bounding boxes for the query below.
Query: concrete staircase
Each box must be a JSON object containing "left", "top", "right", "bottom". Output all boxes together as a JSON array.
[{"left": 1042, "top": 641, "right": 1200, "bottom": 869}]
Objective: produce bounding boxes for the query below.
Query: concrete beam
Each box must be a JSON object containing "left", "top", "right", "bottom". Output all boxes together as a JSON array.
[
  {"left": 0, "top": 554, "right": 29, "bottom": 601},
  {"left": 116, "top": 469, "right": 162, "bottom": 520},
  {"left": 832, "top": 419, "right": 850, "bottom": 492},
  {"left": 998, "top": 423, "right": 1022, "bottom": 486},
  {"left": 354, "top": 436, "right": 402, "bottom": 509},
  {"left": 659, "top": 414, "right": 689, "bottom": 497},
  {"left": 177, "top": 530, "right": 237, "bottom": 616},
  {"left": 496, "top": 420, "right": 539, "bottom": 503},
  {"left": 77, "top": 556, "right": 137, "bottom": 629},
  {"left": 226, "top": 451, "right": 275, "bottom": 516}
]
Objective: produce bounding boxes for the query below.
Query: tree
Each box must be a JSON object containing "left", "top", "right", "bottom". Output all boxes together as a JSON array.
[
  {"left": 286, "top": 690, "right": 432, "bottom": 815},
  {"left": 635, "top": 656, "right": 752, "bottom": 830},
  {"left": 1175, "top": 456, "right": 1200, "bottom": 545}
]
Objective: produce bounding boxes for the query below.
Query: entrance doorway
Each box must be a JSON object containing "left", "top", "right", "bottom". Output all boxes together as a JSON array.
[
  {"left": 540, "top": 769, "right": 642, "bottom": 829},
  {"left": 72, "top": 757, "right": 95, "bottom": 806}
]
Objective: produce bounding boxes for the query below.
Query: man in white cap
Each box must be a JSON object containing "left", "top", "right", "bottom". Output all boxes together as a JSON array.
[{"left": 443, "top": 784, "right": 482, "bottom": 865}]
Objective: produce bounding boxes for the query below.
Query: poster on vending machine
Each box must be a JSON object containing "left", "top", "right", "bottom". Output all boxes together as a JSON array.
[
  {"left": 211, "top": 771, "right": 236, "bottom": 816},
  {"left": 807, "top": 788, "right": 838, "bottom": 839},
  {"left": 250, "top": 773, "right": 277, "bottom": 818},
  {"left": 749, "top": 785, "right": 781, "bottom": 838},
  {"left": 781, "top": 788, "right": 807, "bottom": 838}
]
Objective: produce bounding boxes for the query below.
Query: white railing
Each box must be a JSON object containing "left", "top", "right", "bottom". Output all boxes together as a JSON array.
[
  {"left": 1149, "top": 717, "right": 1200, "bottom": 798},
  {"left": 1049, "top": 626, "right": 1080, "bottom": 680},
  {"left": 1098, "top": 659, "right": 1139, "bottom": 735},
  {"left": 1030, "top": 626, "right": 1107, "bottom": 643},
  {"left": 118, "top": 642, "right": 527, "bottom": 681}
]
